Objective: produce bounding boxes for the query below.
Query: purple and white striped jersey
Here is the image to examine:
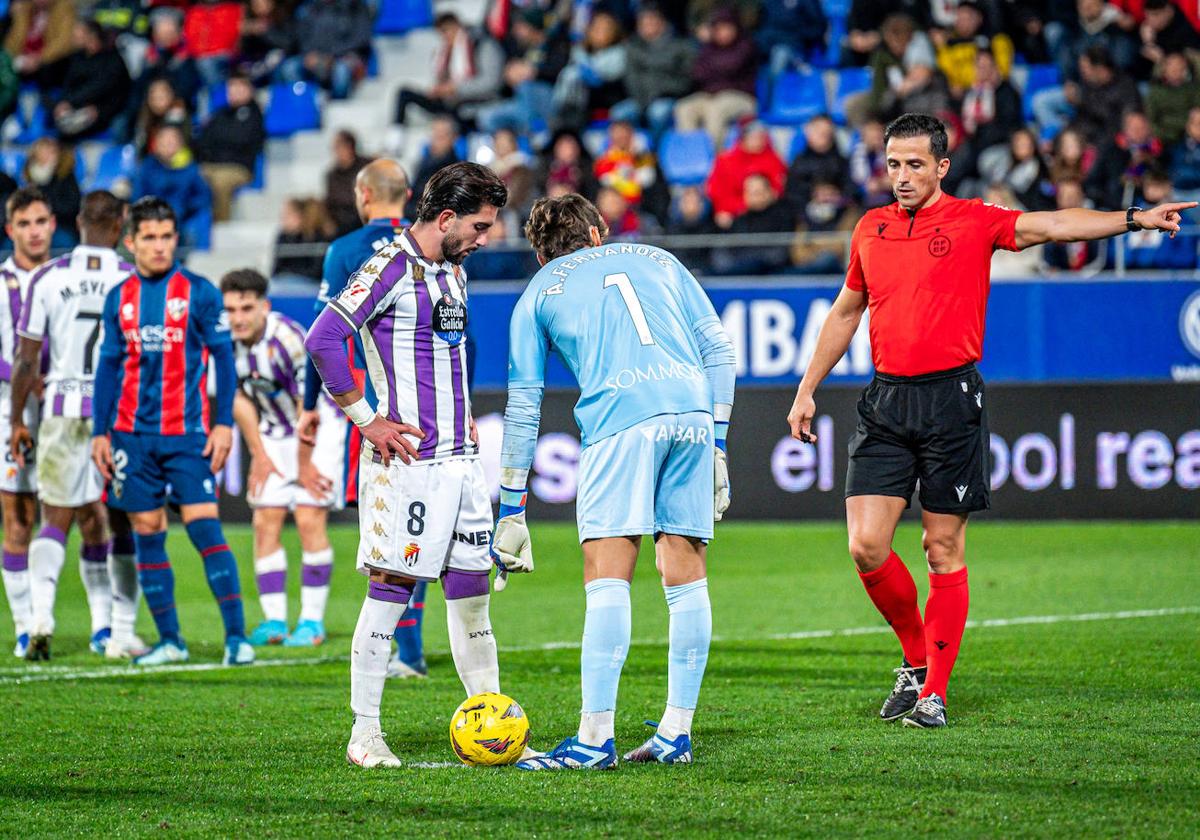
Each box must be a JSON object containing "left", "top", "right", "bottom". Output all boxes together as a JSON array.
[
  {"left": 17, "top": 246, "right": 132, "bottom": 418},
  {"left": 0, "top": 256, "right": 42, "bottom": 384},
  {"left": 324, "top": 230, "right": 474, "bottom": 462},
  {"left": 233, "top": 311, "right": 308, "bottom": 440}
]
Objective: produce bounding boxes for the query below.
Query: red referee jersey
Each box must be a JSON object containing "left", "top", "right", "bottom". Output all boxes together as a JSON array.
[{"left": 846, "top": 193, "right": 1023, "bottom": 377}]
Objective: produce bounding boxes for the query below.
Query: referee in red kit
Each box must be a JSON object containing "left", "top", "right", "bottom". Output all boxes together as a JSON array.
[{"left": 787, "top": 113, "right": 1195, "bottom": 729}]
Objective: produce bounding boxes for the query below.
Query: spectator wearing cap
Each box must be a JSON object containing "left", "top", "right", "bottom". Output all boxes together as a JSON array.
[
  {"left": 711, "top": 173, "right": 795, "bottom": 275},
  {"left": 476, "top": 7, "right": 570, "bottom": 134},
  {"left": 846, "top": 12, "right": 945, "bottom": 126},
  {"left": 551, "top": 11, "right": 628, "bottom": 130},
  {"left": 51, "top": 20, "right": 131, "bottom": 140},
  {"left": 394, "top": 12, "right": 504, "bottom": 130},
  {"left": 674, "top": 8, "right": 759, "bottom": 149},
  {"left": 1147, "top": 52, "right": 1200, "bottom": 145},
  {"left": 133, "top": 124, "right": 213, "bottom": 246},
  {"left": 706, "top": 119, "right": 787, "bottom": 228},
  {"left": 278, "top": 0, "right": 374, "bottom": 100},
  {"left": 933, "top": 0, "right": 1014, "bottom": 97},
  {"left": 1169, "top": 106, "right": 1200, "bottom": 201},
  {"left": 756, "top": 0, "right": 828, "bottom": 75},
  {"left": 195, "top": 72, "right": 265, "bottom": 222},
  {"left": 786, "top": 115, "right": 850, "bottom": 215},
  {"left": 609, "top": 4, "right": 696, "bottom": 139},
  {"left": 1085, "top": 110, "right": 1165, "bottom": 209}
]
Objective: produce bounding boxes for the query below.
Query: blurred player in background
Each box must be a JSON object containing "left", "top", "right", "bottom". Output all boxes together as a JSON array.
[
  {"left": 220, "top": 268, "right": 339, "bottom": 647},
  {"left": 297, "top": 159, "right": 432, "bottom": 678},
  {"left": 0, "top": 188, "right": 54, "bottom": 658},
  {"left": 306, "top": 162, "right": 508, "bottom": 768},
  {"left": 92, "top": 197, "right": 252, "bottom": 667},
  {"left": 496, "top": 195, "right": 736, "bottom": 770},
  {"left": 10, "top": 191, "right": 145, "bottom": 660},
  {"left": 788, "top": 113, "right": 1196, "bottom": 729}
]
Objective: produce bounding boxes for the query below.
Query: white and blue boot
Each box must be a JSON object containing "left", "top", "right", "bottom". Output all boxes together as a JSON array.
[
  {"left": 133, "top": 638, "right": 189, "bottom": 666},
  {"left": 623, "top": 722, "right": 694, "bottom": 764},
  {"left": 223, "top": 636, "right": 255, "bottom": 666},
  {"left": 516, "top": 736, "right": 618, "bottom": 771},
  {"left": 89, "top": 627, "right": 112, "bottom": 655}
]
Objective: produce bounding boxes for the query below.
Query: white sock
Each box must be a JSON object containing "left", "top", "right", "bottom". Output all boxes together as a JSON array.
[
  {"left": 1, "top": 561, "right": 31, "bottom": 637},
  {"left": 299, "top": 547, "right": 334, "bottom": 622},
  {"left": 80, "top": 545, "right": 113, "bottom": 635},
  {"left": 254, "top": 548, "right": 288, "bottom": 623},
  {"left": 108, "top": 548, "right": 140, "bottom": 643},
  {"left": 578, "top": 710, "right": 615, "bottom": 746},
  {"left": 445, "top": 594, "right": 500, "bottom": 696},
  {"left": 350, "top": 590, "right": 406, "bottom": 731},
  {"left": 28, "top": 536, "right": 66, "bottom": 636},
  {"left": 658, "top": 705, "right": 695, "bottom": 740}
]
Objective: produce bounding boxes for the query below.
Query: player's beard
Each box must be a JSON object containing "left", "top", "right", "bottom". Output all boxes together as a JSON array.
[{"left": 440, "top": 230, "right": 475, "bottom": 265}]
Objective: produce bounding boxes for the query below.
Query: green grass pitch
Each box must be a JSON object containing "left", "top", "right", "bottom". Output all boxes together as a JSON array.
[{"left": 1, "top": 521, "right": 1197, "bottom": 837}]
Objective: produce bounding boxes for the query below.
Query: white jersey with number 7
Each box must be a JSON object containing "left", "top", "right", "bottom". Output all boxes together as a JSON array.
[{"left": 17, "top": 245, "right": 133, "bottom": 419}]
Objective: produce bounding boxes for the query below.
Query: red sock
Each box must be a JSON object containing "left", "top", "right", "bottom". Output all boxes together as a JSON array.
[
  {"left": 921, "top": 567, "right": 969, "bottom": 700},
  {"left": 858, "top": 551, "right": 926, "bottom": 668}
]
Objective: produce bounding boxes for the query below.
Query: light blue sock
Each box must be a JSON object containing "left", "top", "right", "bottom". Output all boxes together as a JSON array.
[
  {"left": 580, "top": 578, "right": 631, "bottom": 715},
  {"left": 665, "top": 579, "right": 712, "bottom": 716}
]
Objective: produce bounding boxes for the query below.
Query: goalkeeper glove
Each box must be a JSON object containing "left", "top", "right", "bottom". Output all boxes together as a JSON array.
[
  {"left": 714, "top": 417, "right": 731, "bottom": 521},
  {"left": 490, "top": 484, "right": 534, "bottom": 591}
]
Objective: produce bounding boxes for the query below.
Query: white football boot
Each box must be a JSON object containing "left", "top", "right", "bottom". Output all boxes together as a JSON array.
[
  {"left": 346, "top": 725, "right": 402, "bottom": 768},
  {"left": 105, "top": 634, "right": 150, "bottom": 660}
]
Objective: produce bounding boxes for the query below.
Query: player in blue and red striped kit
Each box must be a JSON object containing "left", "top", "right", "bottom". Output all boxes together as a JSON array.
[{"left": 90, "top": 197, "right": 252, "bottom": 666}]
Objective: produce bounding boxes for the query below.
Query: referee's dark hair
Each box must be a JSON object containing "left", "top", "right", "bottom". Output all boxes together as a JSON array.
[
  {"left": 414, "top": 162, "right": 509, "bottom": 223},
  {"left": 128, "top": 196, "right": 177, "bottom": 236},
  {"left": 219, "top": 268, "right": 269, "bottom": 298},
  {"left": 884, "top": 113, "right": 950, "bottom": 161}
]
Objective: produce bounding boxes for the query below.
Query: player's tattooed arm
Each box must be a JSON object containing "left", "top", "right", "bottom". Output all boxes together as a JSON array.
[{"left": 8, "top": 336, "right": 43, "bottom": 467}]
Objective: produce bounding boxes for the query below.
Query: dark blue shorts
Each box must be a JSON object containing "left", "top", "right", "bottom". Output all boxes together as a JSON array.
[{"left": 108, "top": 431, "right": 217, "bottom": 512}]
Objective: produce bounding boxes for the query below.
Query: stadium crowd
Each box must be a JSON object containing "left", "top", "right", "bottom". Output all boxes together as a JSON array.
[{"left": 0, "top": 0, "right": 1198, "bottom": 276}]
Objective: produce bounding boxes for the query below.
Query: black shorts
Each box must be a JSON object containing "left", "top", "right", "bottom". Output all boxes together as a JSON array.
[{"left": 845, "top": 363, "right": 990, "bottom": 515}]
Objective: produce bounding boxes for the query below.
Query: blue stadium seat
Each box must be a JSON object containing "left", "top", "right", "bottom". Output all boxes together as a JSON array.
[
  {"left": 831, "top": 67, "right": 872, "bottom": 125},
  {"left": 0, "top": 149, "right": 26, "bottom": 180},
  {"left": 789, "top": 130, "right": 808, "bottom": 162},
  {"left": 659, "top": 130, "right": 714, "bottom": 185},
  {"left": 74, "top": 152, "right": 88, "bottom": 185},
  {"left": 13, "top": 101, "right": 48, "bottom": 144},
  {"left": 206, "top": 81, "right": 229, "bottom": 118},
  {"left": 265, "top": 82, "right": 320, "bottom": 137},
  {"left": 1021, "top": 64, "right": 1060, "bottom": 122},
  {"left": 821, "top": 0, "right": 852, "bottom": 16},
  {"left": 374, "top": 0, "right": 434, "bottom": 34},
  {"left": 763, "top": 71, "right": 827, "bottom": 125},
  {"left": 184, "top": 206, "right": 213, "bottom": 252},
  {"left": 89, "top": 144, "right": 138, "bottom": 191}
]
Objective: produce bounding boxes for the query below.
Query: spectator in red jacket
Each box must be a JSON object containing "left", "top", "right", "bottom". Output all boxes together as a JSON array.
[
  {"left": 674, "top": 8, "right": 759, "bottom": 149},
  {"left": 185, "top": 0, "right": 244, "bottom": 87},
  {"left": 705, "top": 119, "right": 787, "bottom": 227}
]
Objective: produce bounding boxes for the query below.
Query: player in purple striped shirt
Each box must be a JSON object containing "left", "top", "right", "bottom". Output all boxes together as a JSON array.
[
  {"left": 306, "top": 162, "right": 512, "bottom": 768},
  {"left": 220, "top": 269, "right": 341, "bottom": 648}
]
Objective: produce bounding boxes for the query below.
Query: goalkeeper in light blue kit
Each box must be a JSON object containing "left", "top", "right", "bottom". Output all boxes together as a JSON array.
[{"left": 494, "top": 195, "right": 735, "bottom": 770}]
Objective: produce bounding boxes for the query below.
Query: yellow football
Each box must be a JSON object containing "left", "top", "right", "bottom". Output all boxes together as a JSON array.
[{"left": 449, "top": 692, "right": 531, "bottom": 766}]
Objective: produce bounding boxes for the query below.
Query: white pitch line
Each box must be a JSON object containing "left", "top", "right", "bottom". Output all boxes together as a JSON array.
[{"left": 1, "top": 606, "right": 1195, "bottom": 686}]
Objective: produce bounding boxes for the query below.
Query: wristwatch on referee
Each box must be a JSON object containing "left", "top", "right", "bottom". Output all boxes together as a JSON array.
[{"left": 1126, "top": 206, "right": 1143, "bottom": 232}]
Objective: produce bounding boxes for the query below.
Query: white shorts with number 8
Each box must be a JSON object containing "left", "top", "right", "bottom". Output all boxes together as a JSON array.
[{"left": 355, "top": 452, "right": 493, "bottom": 581}]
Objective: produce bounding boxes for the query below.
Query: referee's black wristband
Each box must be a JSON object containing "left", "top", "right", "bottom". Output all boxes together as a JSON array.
[{"left": 1126, "top": 206, "right": 1143, "bottom": 232}]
